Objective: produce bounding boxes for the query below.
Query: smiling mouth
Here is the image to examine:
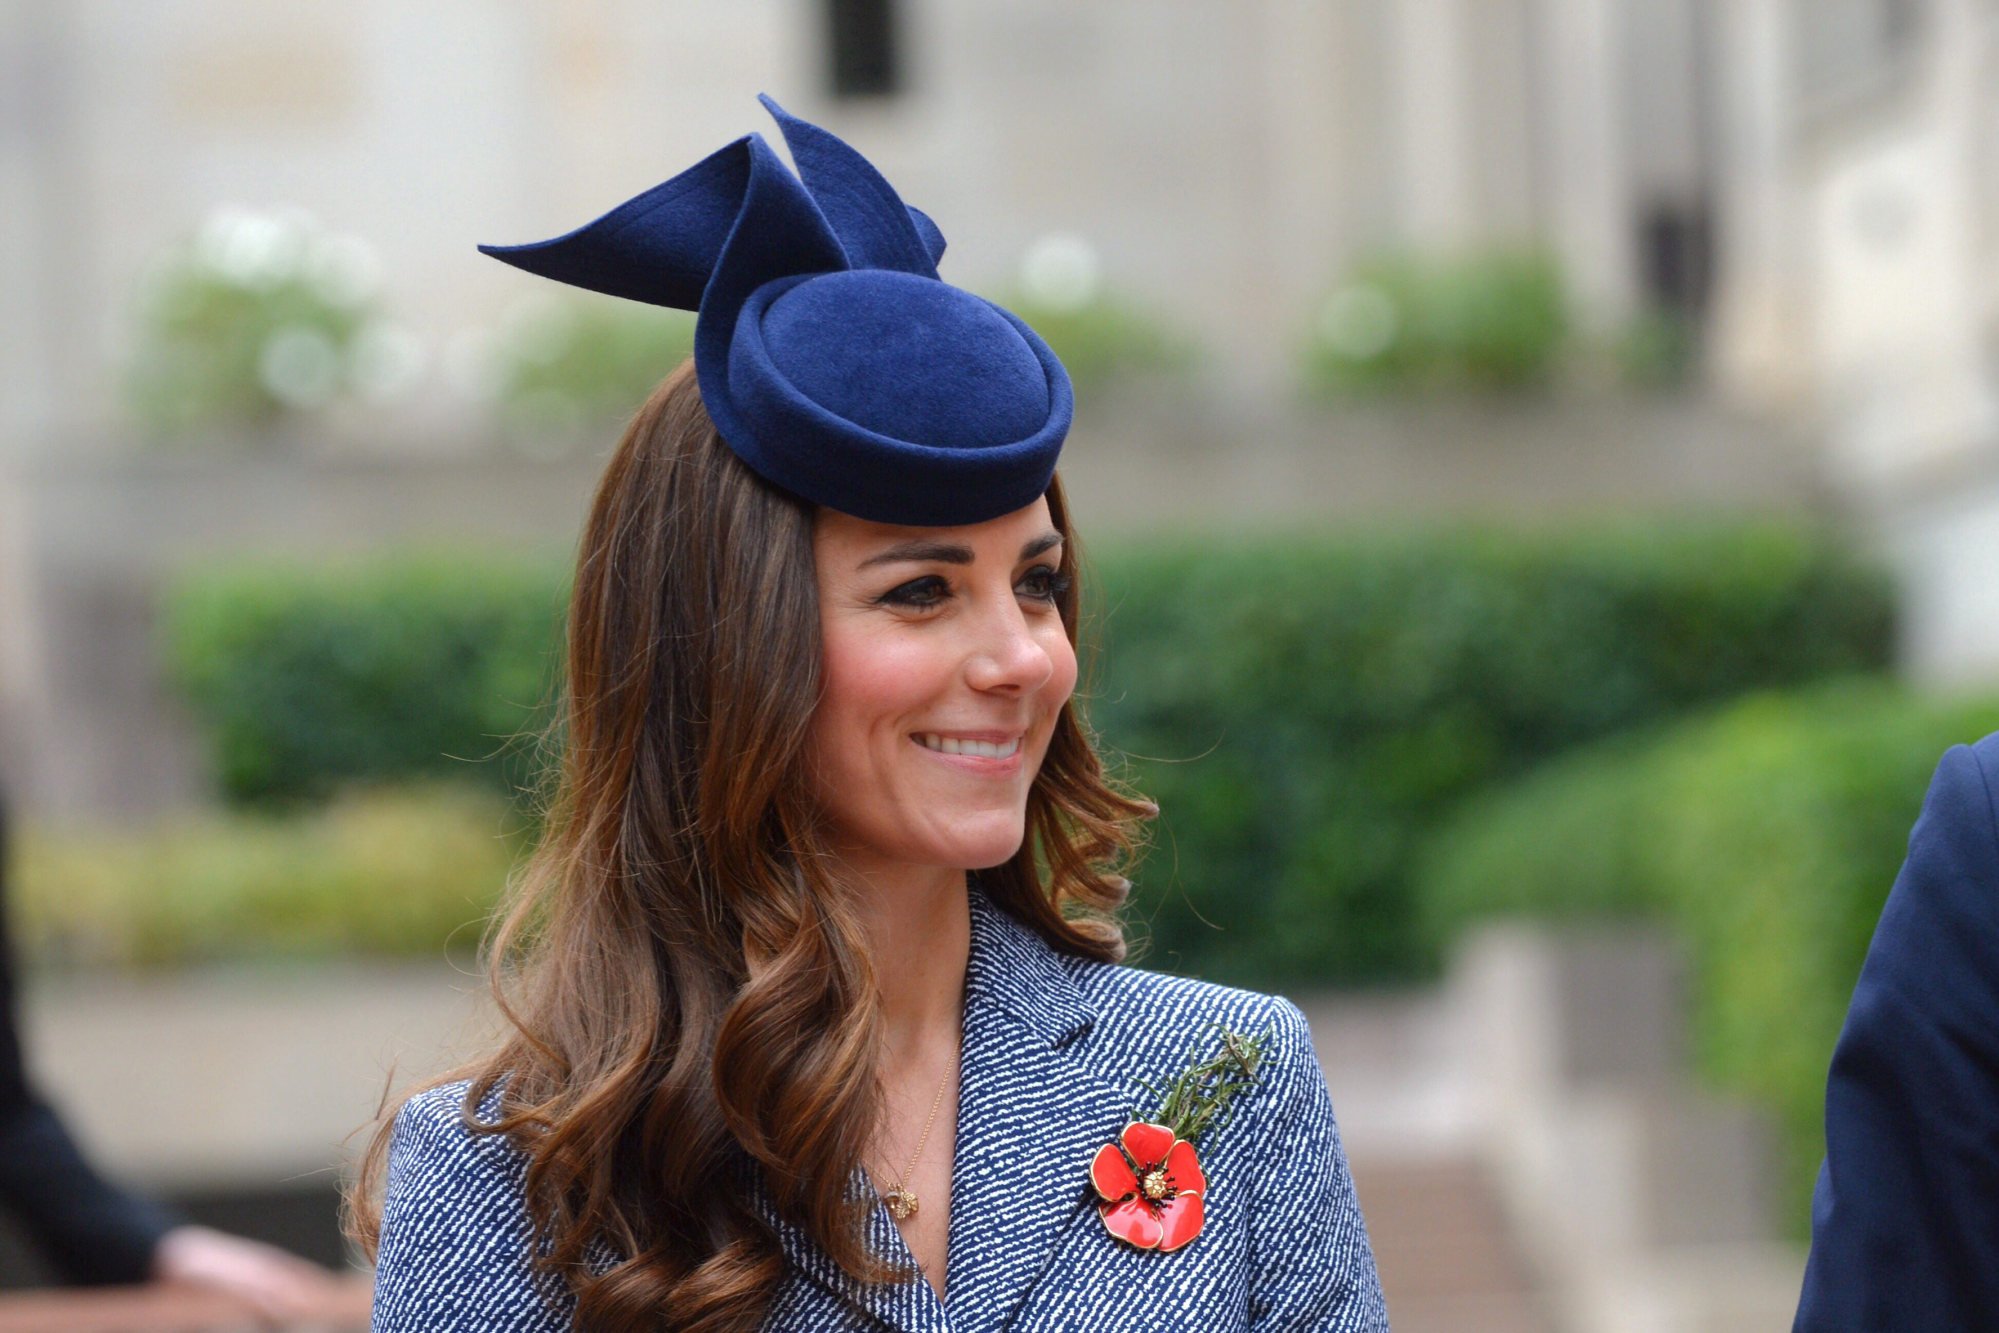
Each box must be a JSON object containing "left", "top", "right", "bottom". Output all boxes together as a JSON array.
[{"left": 913, "top": 733, "right": 1023, "bottom": 759}]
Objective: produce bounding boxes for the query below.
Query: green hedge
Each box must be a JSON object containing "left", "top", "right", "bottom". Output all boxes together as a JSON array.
[
  {"left": 1089, "top": 523, "right": 1892, "bottom": 983},
  {"left": 164, "top": 553, "right": 568, "bottom": 805},
  {"left": 16, "top": 784, "right": 522, "bottom": 969},
  {"left": 164, "top": 523, "right": 1894, "bottom": 982},
  {"left": 1414, "top": 681, "right": 1999, "bottom": 1231}
]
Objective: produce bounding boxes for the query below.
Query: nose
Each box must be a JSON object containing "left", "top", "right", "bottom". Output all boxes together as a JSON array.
[{"left": 964, "top": 593, "right": 1055, "bottom": 695}]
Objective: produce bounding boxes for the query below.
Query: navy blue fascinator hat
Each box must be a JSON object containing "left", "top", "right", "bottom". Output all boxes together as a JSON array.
[{"left": 479, "top": 95, "right": 1072, "bottom": 526}]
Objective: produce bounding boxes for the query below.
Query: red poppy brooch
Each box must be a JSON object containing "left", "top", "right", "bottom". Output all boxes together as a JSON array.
[{"left": 1089, "top": 1024, "right": 1270, "bottom": 1253}]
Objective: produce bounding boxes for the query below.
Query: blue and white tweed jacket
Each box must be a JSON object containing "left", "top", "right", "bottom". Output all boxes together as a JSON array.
[{"left": 372, "top": 890, "right": 1389, "bottom": 1331}]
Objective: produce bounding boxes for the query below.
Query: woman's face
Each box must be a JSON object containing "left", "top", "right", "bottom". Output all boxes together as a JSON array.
[{"left": 805, "top": 496, "right": 1078, "bottom": 878}]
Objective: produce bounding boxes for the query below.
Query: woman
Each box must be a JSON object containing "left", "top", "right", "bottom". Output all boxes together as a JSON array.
[{"left": 354, "top": 97, "right": 1385, "bottom": 1332}]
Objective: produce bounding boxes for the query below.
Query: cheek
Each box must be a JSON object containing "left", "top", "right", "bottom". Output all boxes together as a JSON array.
[
  {"left": 1042, "top": 628, "right": 1080, "bottom": 712},
  {"left": 816, "top": 627, "right": 934, "bottom": 740},
  {"left": 806, "top": 621, "right": 949, "bottom": 797}
]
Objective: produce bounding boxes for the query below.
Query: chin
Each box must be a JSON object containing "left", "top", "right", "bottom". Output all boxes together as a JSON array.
[
  {"left": 963, "top": 847, "right": 1024, "bottom": 872},
  {"left": 933, "top": 821, "right": 1028, "bottom": 872}
]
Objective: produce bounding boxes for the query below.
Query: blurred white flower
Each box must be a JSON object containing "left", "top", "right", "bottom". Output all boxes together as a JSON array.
[
  {"left": 1018, "top": 233, "right": 1103, "bottom": 313},
  {"left": 258, "top": 325, "right": 343, "bottom": 407},
  {"left": 197, "top": 207, "right": 312, "bottom": 290},
  {"left": 130, "top": 205, "right": 411, "bottom": 433},
  {"left": 1317, "top": 284, "right": 1400, "bottom": 360}
]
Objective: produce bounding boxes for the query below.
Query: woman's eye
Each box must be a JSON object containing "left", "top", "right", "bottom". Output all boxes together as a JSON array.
[
  {"left": 1018, "top": 565, "right": 1072, "bottom": 602},
  {"left": 877, "top": 575, "right": 951, "bottom": 609}
]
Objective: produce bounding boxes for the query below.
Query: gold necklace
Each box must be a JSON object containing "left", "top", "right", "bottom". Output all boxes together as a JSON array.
[{"left": 879, "top": 1066, "right": 950, "bottom": 1221}]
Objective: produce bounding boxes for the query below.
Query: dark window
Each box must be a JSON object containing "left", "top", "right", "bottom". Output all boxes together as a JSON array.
[
  {"left": 1639, "top": 202, "right": 1713, "bottom": 320},
  {"left": 826, "top": 0, "right": 900, "bottom": 99},
  {"left": 1881, "top": 0, "right": 1921, "bottom": 50}
]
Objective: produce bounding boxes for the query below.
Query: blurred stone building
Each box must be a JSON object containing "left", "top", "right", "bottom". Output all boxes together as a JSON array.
[
  {"left": 2, "top": 0, "right": 1720, "bottom": 444},
  {"left": 1709, "top": 0, "right": 1999, "bottom": 685},
  {"left": 3, "top": 0, "right": 1992, "bottom": 819}
]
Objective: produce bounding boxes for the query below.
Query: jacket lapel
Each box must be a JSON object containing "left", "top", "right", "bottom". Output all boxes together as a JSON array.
[
  {"left": 748, "top": 1164, "right": 949, "bottom": 1332},
  {"left": 942, "top": 890, "right": 1132, "bottom": 1333},
  {"left": 741, "top": 889, "right": 1131, "bottom": 1333}
]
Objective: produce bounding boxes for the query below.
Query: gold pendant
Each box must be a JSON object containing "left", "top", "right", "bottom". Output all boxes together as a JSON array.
[{"left": 884, "top": 1186, "right": 918, "bottom": 1220}]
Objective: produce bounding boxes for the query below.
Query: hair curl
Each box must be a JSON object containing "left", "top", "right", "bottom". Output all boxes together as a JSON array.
[{"left": 347, "top": 360, "right": 1150, "bottom": 1331}]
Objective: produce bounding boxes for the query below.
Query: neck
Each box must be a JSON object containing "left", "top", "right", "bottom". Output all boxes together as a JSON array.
[{"left": 841, "top": 858, "right": 972, "bottom": 1057}]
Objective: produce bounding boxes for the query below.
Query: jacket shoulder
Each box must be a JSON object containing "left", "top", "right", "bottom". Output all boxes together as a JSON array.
[
  {"left": 1063, "top": 958, "right": 1389, "bottom": 1326},
  {"left": 372, "top": 1080, "right": 573, "bottom": 1332},
  {"left": 1936, "top": 734, "right": 1999, "bottom": 825},
  {"left": 1900, "top": 740, "right": 1999, "bottom": 917},
  {"left": 1064, "top": 958, "right": 1314, "bottom": 1092},
  {"left": 382, "top": 1079, "right": 530, "bottom": 1212}
]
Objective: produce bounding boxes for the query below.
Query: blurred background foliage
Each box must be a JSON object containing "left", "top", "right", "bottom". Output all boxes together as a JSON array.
[
  {"left": 1606, "top": 306, "right": 1700, "bottom": 390},
  {"left": 1088, "top": 523, "right": 1893, "bottom": 982},
  {"left": 992, "top": 232, "right": 1201, "bottom": 395},
  {"left": 995, "top": 289, "right": 1200, "bottom": 394},
  {"left": 122, "top": 209, "right": 420, "bottom": 438},
  {"left": 1416, "top": 680, "right": 1999, "bottom": 1235},
  {"left": 1305, "top": 250, "right": 1571, "bottom": 396},
  {"left": 154, "top": 523, "right": 1893, "bottom": 984},
  {"left": 123, "top": 217, "right": 1713, "bottom": 433},
  {"left": 162, "top": 553, "right": 567, "bottom": 806},
  {"left": 119, "top": 211, "right": 699, "bottom": 447},
  {"left": 14, "top": 783, "right": 521, "bottom": 970},
  {"left": 485, "top": 292, "right": 696, "bottom": 442},
  {"left": 1304, "top": 248, "right": 1696, "bottom": 397}
]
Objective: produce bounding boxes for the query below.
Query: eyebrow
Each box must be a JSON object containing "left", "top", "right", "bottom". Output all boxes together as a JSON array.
[{"left": 857, "top": 531, "right": 1064, "bottom": 570}]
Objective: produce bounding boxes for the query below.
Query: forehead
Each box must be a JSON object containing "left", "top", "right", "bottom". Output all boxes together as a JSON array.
[{"left": 812, "top": 496, "right": 1059, "bottom": 565}]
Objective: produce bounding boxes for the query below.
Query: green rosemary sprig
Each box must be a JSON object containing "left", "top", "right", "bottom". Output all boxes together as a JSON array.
[{"left": 1134, "top": 1021, "right": 1273, "bottom": 1146}]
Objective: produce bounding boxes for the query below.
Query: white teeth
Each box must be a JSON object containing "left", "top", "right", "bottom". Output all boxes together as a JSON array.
[{"left": 917, "top": 734, "right": 1021, "bottom": 759}]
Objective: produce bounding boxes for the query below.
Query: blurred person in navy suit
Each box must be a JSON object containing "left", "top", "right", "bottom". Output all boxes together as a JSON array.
[
  {"left": 0, "top": 782, "right": 338, "bottom": 1318},
  {"left": 1794, "top": 733, "right": 1999, "bottom": 1330}
]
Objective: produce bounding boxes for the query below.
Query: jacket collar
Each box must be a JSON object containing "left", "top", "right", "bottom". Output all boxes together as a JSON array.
[
  {"left": 745, "top": 887, "right": 1129, "bottom": 1332},
  {"left": 960, "top": 884, "right": 1095, "bottom": 1051}
]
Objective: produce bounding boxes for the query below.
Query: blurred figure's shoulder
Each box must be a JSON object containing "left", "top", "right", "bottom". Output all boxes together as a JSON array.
[
  {"left": 1917, "top": 736, "right": 1999, "bottom": 845},
  {"left": 1967, "top": 731, "right": 1999, "bottom": 780}
]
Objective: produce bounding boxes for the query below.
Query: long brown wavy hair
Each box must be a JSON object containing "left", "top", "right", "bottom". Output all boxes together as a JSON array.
[{"left": 346, "top": 360, "right": 1151, "bottom": 1330}]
